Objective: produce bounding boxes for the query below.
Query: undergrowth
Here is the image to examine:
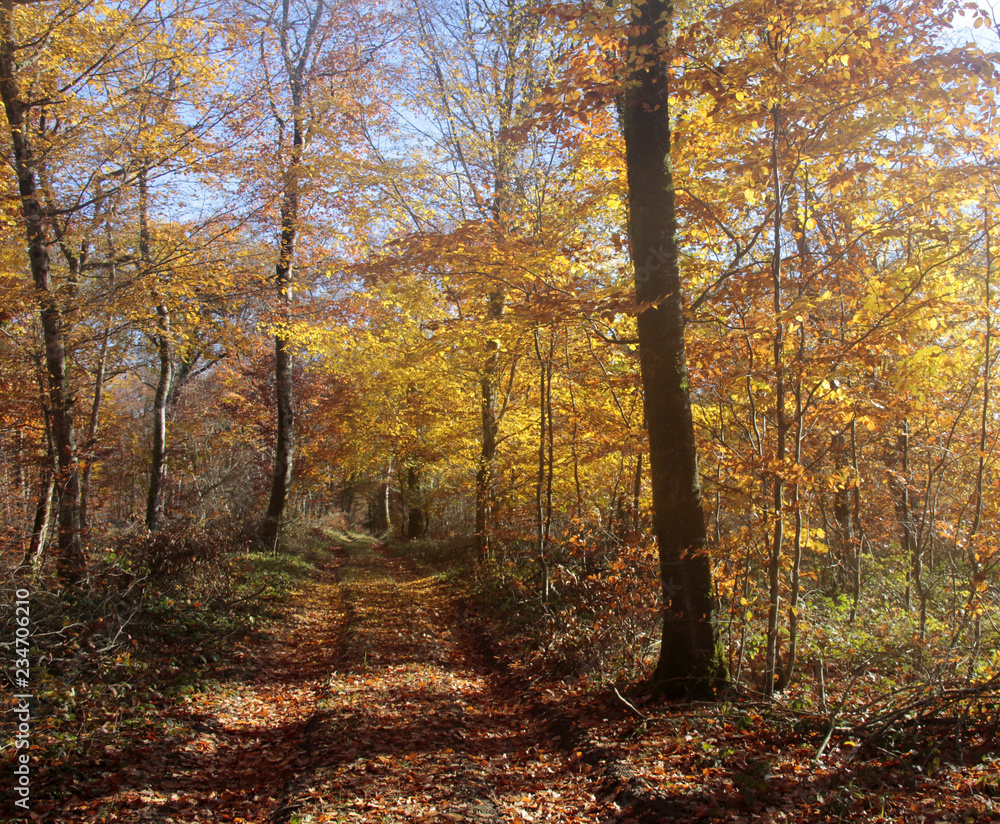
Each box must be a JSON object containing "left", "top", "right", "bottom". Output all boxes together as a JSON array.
[
  {"left": 387, "top": 533, "right": 661, "bottom": 686},
  {"left": 0, "top": 519, "right": 335, "bottom": 797}
]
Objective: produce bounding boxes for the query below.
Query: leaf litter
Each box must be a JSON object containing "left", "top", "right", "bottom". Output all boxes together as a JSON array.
[{"left": 20, "top": 535, "right": 1000, "bottom": 823}]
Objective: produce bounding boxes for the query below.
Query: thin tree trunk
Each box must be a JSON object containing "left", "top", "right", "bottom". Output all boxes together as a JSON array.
[
  {"left": 893, "top": 420, "right": 920, "bottom": 611},
  {"left": 764, "top": 104, "right": 786, "bottom": 696},
  {"left": 24, "top": 471, "right": 55, "bottom": 570},
  {"left": 565, "top": 343, "right": 584, "bottom": 521},
  {"left": 632, "top": 450, "right": 644, "bottom": 532},
  {"left": 533, "top": 327, "right": 555, "bottom": 601},
  {"left": 0, "top": 4, "right": 84, "bottom": 585},
  {"left": 81, "top": 326, "right": 109, "bottom": 531},
  {"left": 621, "top": 0, "right": 726, "bottom": 699},
  {"left": 24, "top": 394, "right": 56, "bottom": 570},
  {"left": 952, "top": 202, "right": 993, "bottom": 670},
  {"left": 141, "top": 167, "right": 173, "bottom": 532},
  {"left": 849, "top": 420, "right": 863, "bottom": 622},
  {"left": 895, "top": 419, "right": 927, "bottom": 644},
  {"left": 475, "top": 292, "right": 505, "bottom": 559},
  {"left": 832, "top": 430, "right": 855, "bottom": 596},
  {"left": 777, "top": 340, "right": 805, "bottom": 693},
  {"left": 382, "top": 459, "right": 392, "bottom": 534}
]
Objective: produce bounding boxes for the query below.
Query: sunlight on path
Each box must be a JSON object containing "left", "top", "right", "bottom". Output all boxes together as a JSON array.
[{"left": 281, "top": 542, "right": 600, "bottom": 824}]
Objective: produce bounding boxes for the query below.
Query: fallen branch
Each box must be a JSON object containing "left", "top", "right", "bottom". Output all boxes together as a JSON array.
[{"left": 613, "top": 685, "right": 650, "bottom": 722}]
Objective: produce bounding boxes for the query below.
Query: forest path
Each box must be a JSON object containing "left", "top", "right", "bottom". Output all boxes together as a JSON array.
[
  {"left": 40, "top": 537, "right": 1000, "bottom": 824},
  {"left": 266, "top": 538, "right": 601, "bottom": 824}
]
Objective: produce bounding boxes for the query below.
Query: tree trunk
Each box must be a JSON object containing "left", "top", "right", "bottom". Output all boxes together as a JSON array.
[
  {"left": 963, "top": 203, "right": 992, "bottom": 664},
  {"left": 262, "top": 0, "right": 323, "bottom": 547},
  {"left": 830, "top": 432, "right": 860, "bottom": 621},
  {"left": 849, "top": 421, "right": 863, "bottom": 621},
  {"left": 475, "top": 292, "right": 505, "bottom": 559},
  {"left": 533, "top": 327, "right": 555, "bottom": 601},
  {"left": 892, "top": 420, "right": 926, "bottom": 645},
  {"left": 261, "top": 126, "right": 301, "bottom": 549},
  {"left": 263, "top": 316, "right": 294, "bottom": 545},
  {"left": 24, "top": 472, "right": 55, "bottom": 568},
  {"left": 140, "top": 168, "right": 173, "bottom": 533},
  {"left": 0, "top": 3, "right": 84, "bottom": 585},
  {"left": 764, "top": 104, "right": 786, "bottom": 696},
  {"left": 404, "top": 466, "right": 427, "bottom": 540},
  {"left": 81, "top": 326, "right": 109, "bottom": 531},
  {"left": 621, "top": 0, "right": 726, "bottom": 699},
  {"left": 776, "top": 361, "right": 805, "bottom": 693},
  {"left": 23, "top": 428, "right": 56, "bottom": 570}
]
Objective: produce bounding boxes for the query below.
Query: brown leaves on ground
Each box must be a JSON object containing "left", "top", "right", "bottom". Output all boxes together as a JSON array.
[{"left": 24, "top": 537, "right": 1000, "bottom": 823}]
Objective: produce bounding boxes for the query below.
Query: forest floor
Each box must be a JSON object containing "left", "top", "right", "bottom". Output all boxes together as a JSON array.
[{"left": 15, "top": 534, "right": 1000, "bottom": 823}]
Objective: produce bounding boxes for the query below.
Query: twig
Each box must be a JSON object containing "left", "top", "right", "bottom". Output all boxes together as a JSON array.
[
  {"left": 613, "top": 686, "right": 650, "bottom": 722},
  {"left": 816, "top": 671, "right": 861, "bottom": 763},
  {"left": 225, "top": 583, "right": 270, "bottom": 611}
]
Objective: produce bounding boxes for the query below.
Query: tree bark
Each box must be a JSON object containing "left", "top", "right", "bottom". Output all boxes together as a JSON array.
[
  {"left": 764, "top": 104, "right": 786, "bottom": 696},
  {"left": 0, "top": 1, "right": 85, "bottom": 585},
  {"left": 621, "top": 0, "right": 726, "bottom": 699},
  {"left": 262, "top": 0, "right": 320, "bottom": 547},
  {"left": 475, "top": 292, "right": 505, "bottom": 559},
  {"left": 81, "top": 325, "right": 109, "bottom": 532},
  {"left": 533, "top": 327, "right": 555, "bottom": 601},
  {"left": 892, "top": 420, "right": 926, "bottom": 644},
  {"left": 776, "top": 347, "right": 805, "bottom": 693},
  {"left": 404, "top": 465, "right": 427, "bottom": 539},
  {"left": 262, "top": 191, "right": 296, "bottom": 547},
  {"left": 139, "top": 167, "right": 173, "bottom": 532},
  {"left": 24, "top": 397, "right": 56, "bottom": 570}
]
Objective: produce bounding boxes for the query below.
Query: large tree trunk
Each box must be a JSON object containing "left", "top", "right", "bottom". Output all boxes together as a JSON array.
[
  {"left": 621, "top": 0, "right": 726, "bottom": 699},
  {"left": 0, "top": 2, "right": 85, "bottom": 585}
]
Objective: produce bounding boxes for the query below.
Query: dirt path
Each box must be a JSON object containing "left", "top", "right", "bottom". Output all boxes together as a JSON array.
[
  {"left": 53, "top": 538, "right": 605, "bottom": 823},
  {"left": 270, "top": 540, "right": 600, "bottom": 824}
]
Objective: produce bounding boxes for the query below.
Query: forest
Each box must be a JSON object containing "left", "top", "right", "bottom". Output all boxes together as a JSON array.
[{"left": 4, "top": 0, "right": 1000, "bottom": 820}]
